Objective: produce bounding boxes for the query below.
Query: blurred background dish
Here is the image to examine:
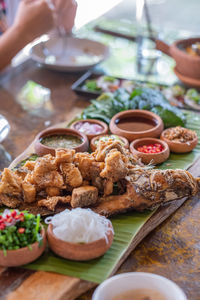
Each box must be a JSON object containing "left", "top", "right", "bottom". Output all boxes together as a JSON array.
[
  {"left": 92, "top": 272, "right": 187, "bottom": 300},
  {"left": 156, "top": 37, "right": 200, "bottom": 82},
  {"left": 30, "top": 36, "right": 109, "bottom": 72}
]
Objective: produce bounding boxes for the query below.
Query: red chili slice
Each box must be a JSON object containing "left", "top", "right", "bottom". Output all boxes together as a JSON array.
[{"left": 18, "top": 228, "right": 25, "bottom": 234}]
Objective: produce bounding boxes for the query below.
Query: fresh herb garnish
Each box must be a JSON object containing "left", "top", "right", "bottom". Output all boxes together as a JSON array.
[
  {"left": 0, "top": 209, "right": 42, "bottom": 253},
  {"left": 81, "top": 87, "right": 186, "bottom": 128}
]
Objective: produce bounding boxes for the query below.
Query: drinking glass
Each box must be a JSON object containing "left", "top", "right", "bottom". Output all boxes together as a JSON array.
[{"left": 136, "top": 0, "right": 165, "bottom": 75}]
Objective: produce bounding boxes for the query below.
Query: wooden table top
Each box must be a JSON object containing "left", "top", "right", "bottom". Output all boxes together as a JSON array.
[{"left": 0, "top": 60, "right": 200, "bottom": 300}]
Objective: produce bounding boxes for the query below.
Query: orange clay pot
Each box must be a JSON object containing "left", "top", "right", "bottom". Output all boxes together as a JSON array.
[
  {"left": 109, "top": 110, "right": 164, "bottom": 142},
  {"left": 47, "top": 223, "right": 114, "bottom": 261},
  {"left": 130, "top": 138, "right": 170, "bottom": 165},
  {"left": 156, "top": 37, "right": 200, "bottom": 79},
  {"left": 0, "top": 226, "right": 46, "bottom": 267},
  {"left": 160, "top": 129, "right": 198, "bottom": 153},
  {"left": 34, "top": 127, "right": 89, "bottom": 156},
  {"left": 70, "top": 119, "right": 108, "bottom": 141}
]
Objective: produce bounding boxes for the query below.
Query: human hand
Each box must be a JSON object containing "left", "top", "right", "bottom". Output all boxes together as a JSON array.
[
  {"left": 52, "top": 0, "right": 77, "bottom": 34},
  {"left": 13, "top": 0, "right": 54, "bottom": 42}
]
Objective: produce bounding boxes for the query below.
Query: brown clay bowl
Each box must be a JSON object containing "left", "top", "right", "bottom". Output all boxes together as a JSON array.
[
  {"left": 130, "top": 138, "right": 170, "bottom": 165},
  {"left": 160, "top": 129, "right": 198, "bottom": 153},
  {"left": 174, "top": 67, "right": 200, "bottom": 88},
  {"left": 47, "top": 223, "right": 114, "bottom": 261},
  {"left": 90, "top": 134, "right": 129, "bottom": 152},
  {"left": 109, "top": 110, "right": 164, "bottom": 142},
  {"left": 0, "top": 227, "right": 46, "bottom": 267},
  {"left": 70, "top": 119, "right": 108, "bottom": 141},
  {"left": 156, "top": 37, "right": 200, "bottom": 79},
  {"left": 34, "top": 127, "right": 89, "bottom": 156}
]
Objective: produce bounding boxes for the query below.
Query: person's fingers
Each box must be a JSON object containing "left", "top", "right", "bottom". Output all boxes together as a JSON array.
[
  {"left": 45, "top": 0, "right": 56, "bottom": 10},
  {"left": 52, "top": 0, "right": 73, "bottom": 12}
]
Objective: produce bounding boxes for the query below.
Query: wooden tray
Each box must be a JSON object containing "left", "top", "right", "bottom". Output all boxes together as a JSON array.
[{"left": 3, "top": 122, "right": 200, "bottom": 300}]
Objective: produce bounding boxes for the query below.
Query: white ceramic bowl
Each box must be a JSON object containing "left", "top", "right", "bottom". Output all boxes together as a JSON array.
[
  {"left": 31, "top": 36, "right": 109, "bottom": 72},
  {"left": 92, "top": 272, "right": 187, "bottom": 300}
]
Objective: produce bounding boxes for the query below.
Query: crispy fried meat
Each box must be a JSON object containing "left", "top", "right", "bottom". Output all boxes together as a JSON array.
[
  {"left": 38, "top": 196, "right": 71, "bottom": 211},
  {"left": 55, "top": 148, "right": 75, "bottom": 165},
  {"left": 71, "top": 186, "right": 98, "bottom": 208},
  {"left": 0, "top": 140, "right": 199, "bottom": 215},
  {"left": 60, "top": 162, "right": 83, "bottom": 188},
  {"left": 0, "top": 168, "right": 22, "bottom": 196}
]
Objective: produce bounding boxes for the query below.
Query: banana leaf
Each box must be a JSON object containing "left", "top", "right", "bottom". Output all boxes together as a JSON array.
[{"left": 24, "top": 110, "right": 200, "bottom": 284}]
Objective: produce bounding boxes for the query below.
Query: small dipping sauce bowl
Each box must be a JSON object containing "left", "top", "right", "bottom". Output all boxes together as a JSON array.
[
  {"left": 161, "top": 127, "right": 198, "bottom": 153},
  {"left": 47, "top": 223, "right": 114, "bottom": 261},
  {"left": 92, "top": 272, "right": 187, "bottom": 300},
  {"left": 90, "top": 134, "right": 129, "bottom": 152},
  {"left": 34, "top": 127, "right": 89, "bottom": 156},
  {"left": 130, "top": 138, "right": 170, "bottom": 165},
  {"left": 70, "top": 119, "right": 108, "bottom": 141},
  {"left": 109, "top": 110, "right": 164, "bottom": 142}
]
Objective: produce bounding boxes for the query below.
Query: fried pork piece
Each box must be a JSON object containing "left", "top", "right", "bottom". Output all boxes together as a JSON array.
[
  {"left": 100, "top": 150, "right": 128, "bottom": 182},
  {"left": 103, "top": 179, "right": 113, "bottom": 196},
  {"left": 23, "top": 160, "right": 36, "bottom": 171},
  {"left": 55, "top": 148, "right": 75, "bottom": 165},
  {"left": 0, "top": 194, "right": 21, "bottom": 208},
  {"left": 14, "top": 168, "right": 28, "bottom": 180},
  {"left": 60, "top": 162, "right": 83, "bottom": 188},
  {"left": 32, "top": 155, "right": 64, "bottom": 188},
  {"left": 74, "top": 153, "right": 96, "bottom": 180},
  {"left": 94, "top": 168, "right": 200, "bottom": 216},
  {"left": 46, "top": 186, "right": 60, "bottom": 197},
  {"left": 0, "top": 168, "right": 22, "bottom": 196},
  {"left": 90, "top": 161, "right": 105, "bottom": 192},
  {"left": 94, "top": 140, "right": 128, "bottom": 162},
  {"left": 38, "top": 196, "right": 71, "bottom": 211},
  {"left": 71, "top": 186, "right": 98, "bottom": 208},
  {"left": 22, "top": 181, "right": 36, "bottom": 203},
  {"left": 23, "top": 173, "right": 35, "bottom": 185}
]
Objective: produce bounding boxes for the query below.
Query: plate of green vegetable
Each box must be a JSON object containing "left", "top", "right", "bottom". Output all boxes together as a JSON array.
[{"left": 72, "top": 72, "right": 200, "bottom": 111}]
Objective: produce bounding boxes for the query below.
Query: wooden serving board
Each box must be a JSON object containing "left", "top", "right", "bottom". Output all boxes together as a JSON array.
[{"left": 3, "top": 123, "right": 200, "bottom": 300}]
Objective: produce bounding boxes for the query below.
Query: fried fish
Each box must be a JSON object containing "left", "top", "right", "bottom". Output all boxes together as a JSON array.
[{"left": 0, "top": 140, "right": 199, "bottom": 216}]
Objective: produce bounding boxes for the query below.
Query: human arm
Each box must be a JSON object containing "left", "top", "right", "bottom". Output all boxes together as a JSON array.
[
  {"left": 52, "top": 0, "right": 77, "bottom": 33},
  {"left": 0, "top": 0, "right": 54, "bottom": 71}
]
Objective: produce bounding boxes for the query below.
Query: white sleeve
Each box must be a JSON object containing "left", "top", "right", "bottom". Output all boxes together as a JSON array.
[{"left": 5, "top": 0, "right": 20, "bottom": 27}]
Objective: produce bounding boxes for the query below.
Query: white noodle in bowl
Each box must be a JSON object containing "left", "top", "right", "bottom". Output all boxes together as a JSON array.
[{"left": 45, "top": 208, "right": 114, "bottom": 244}]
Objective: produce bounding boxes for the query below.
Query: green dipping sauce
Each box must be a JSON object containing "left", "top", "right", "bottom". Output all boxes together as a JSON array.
[{"left": 40, "top": 134, "right": 82, "bottom": 149}]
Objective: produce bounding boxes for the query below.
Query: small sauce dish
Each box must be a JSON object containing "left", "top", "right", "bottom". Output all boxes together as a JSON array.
[
  {"left": 70, "top": 119, "right": 108, "bottom": 141},
  {"left": 47, "top": 223, "right": 114, "bottom": 261},
  {"left": 0, "top": 226, "right": 46, "bottom": 267},
  {"left": 34, "top": 127, "right": 89, "bottom": 156},
  {"left": 130, "top": 138, "right": 170, "bottom": 165},
  {"left": 92, "top": 272, "right": 187, "bottom": 300},
  {"left": 90, "top": 134, "right": 129, "bottom": 152},
  {"left": 109, "top": 110, "right": 164, "bottom": 142},
  {"left": 160, "top": 126, "right": 198, "bottom": 153}
]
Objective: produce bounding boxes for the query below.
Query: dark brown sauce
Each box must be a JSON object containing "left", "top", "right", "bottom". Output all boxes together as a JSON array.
[{"left": 116, "top": 116, "right": 156, "bottom": 132}]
